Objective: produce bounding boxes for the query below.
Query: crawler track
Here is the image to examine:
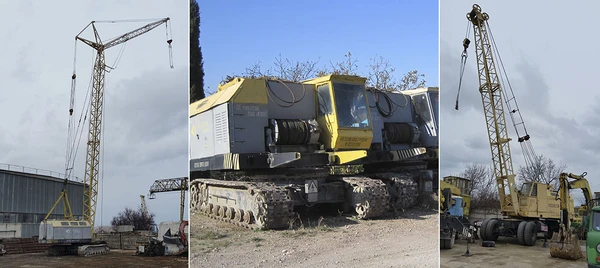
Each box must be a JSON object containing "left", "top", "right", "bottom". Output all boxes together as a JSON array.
[
  {"left": 191, "top": 173, "right": 419, "bottom": 229},
  {"left": 342, "top": 177, "right": 390, "bottom": 219},
  {"left": 190, "top": 179, "right": 294, "bottom": 230},
  {"left": 78, "top": 244, "right": 110, "bottom": 257},
  {"left": 48, "top": 243, "right": 109, "bottom": 257},
  {"left": 371, "top": 173, "right": 419, "bottom": 210}
]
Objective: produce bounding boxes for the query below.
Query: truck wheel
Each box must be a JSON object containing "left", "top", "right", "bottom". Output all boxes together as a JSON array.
[
  {"left": 523, "top": 221, "right": 537, "bottom": 246},
  {"left": 441, "top": 239, "right": 451, "bottom": 249},
  {"left": 480, "top": 219, "right": 491, "bottom": 241},
  {"left": 517, "top": 221, "right": 527, "bottom": 245},
  {"left": 485, "top": 219, "right": 499, "bottom": 241}
]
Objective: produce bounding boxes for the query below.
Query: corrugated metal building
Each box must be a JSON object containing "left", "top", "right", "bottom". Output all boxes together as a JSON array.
[{"left": 0, "top": 168, "right": 85, "bottom": 238}]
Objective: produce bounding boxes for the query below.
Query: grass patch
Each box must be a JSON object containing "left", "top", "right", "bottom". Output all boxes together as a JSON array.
[
  {"left": 194, "top": 229, "right": 228, "bottom": 240},
  {"left": 190, "top": 228, "right": 232, "bottom": 253}
]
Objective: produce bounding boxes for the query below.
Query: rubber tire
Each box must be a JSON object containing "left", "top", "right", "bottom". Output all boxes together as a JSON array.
[
  {"left": 517, "top": 221, "right": 527, "bottom": 245},
  {"left": 486, "top": 219, "right": 499, "bottom": 241},
  {"left": 441, "top": 239, "right": 452, "bottom": 249},
  {"left": 523, "top": 221, "right": 537, "bottom": 246},
  {"left": 480, "top": 218, "right": 491, "bottom": 241},
  {"left": 482, "top": 240, "right": 496, "bottom": 247}
]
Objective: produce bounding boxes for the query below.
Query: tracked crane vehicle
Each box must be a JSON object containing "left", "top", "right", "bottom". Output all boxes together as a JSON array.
[{"left": 189, "top": 74, "right": 438, "bottom": 230}]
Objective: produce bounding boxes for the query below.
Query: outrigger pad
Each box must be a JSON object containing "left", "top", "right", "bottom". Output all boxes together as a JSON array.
[{"left": 481, "top": 240, "right": 495, "bottom": 247}]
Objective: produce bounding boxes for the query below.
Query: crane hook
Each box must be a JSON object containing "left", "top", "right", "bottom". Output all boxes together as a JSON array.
[
  {"left": 167, "top": 39, "right": 174, "bottom": 69},
  {"left": 455, "top": 38, "right": 471, "bottom": 110}
]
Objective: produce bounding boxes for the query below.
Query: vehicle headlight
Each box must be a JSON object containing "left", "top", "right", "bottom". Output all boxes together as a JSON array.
[{"left": 596, "top": 243, "right": 600, "bottom": 253}]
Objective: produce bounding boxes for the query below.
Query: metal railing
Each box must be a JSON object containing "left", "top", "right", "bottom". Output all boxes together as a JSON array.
[{"left": 0, "top": 163, "right": 82, "bottom": 182}]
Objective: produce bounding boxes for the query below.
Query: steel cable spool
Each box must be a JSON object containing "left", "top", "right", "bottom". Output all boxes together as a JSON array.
[
  {"left": 272, "top": 119, "right": 311, "bottom": 145},
  {"left": 384, "top": 123, "right": 414, "bottom": 144}
]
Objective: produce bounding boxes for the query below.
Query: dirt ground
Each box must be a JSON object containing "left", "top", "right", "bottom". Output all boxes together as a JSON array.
[
  {"left": 0, "top": 250, "right": 188, "bottom": 268},
  {"left": 440, "top": 237, "right": 587, "bottom": 268},
  {"left": 189, "top": 206, "right": 439, "bottom": 268}
]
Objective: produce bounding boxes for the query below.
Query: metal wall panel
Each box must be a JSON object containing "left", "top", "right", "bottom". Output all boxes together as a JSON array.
[
  {"left": 230, "top": 102, "right": 269, "bottom": 154},
  {"left": 0, "top": 170, "right": 84, "bottom": 221},
  {"left": 190, "top": 108, "right": 215, "bottom": 159},
  {"left": 266, "top": 81, "right": 315, "bottom": 119},
  {"left": 20, "top": 223, "right": 39, "bottom": 237}
]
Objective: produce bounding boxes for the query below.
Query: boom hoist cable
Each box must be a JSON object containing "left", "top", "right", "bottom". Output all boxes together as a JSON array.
[
  {"left": 487, "top": 23, "right": 539, "bottom": 177},
  {"left": 455, "top": 5, "right": 541, "bottom": 184},
  {"left": 64, "top": 18, "right": 173, "bottom": 234}
]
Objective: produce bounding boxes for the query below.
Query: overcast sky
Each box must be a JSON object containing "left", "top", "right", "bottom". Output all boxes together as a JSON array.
[
  {"left": 440, "top": 0, "right": 600, "bottom": 202},
  {"left": 0, "top": 1, "right": 188, "bottom": 225}
]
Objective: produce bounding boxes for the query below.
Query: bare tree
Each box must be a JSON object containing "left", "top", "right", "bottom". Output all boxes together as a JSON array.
[
  {"left": 367, "top": 55, "right": 399, "bottom": 92},
  {"left": 273, "top": 54, "right": 320, "bottom": 82},
  {"left": 459, "top": 164, "right": 499, "bottom": 209},
  {"left": 111, "top": 207, "right": 155, "bottom": 231},
  {"left": 398, "top": 70, "right": 426, "bottom": 91},
  {"left": 222, "top": 55, "right": 320, "bottom": 84},
  {"left": 329, "top": 52, "right": 359, "bottom": 75},
  {"left": 219, "top": 52, "right": 428, "bottom": 93},
  {"left": 517, "top": 154, "right": 566, "bottom": 189}
]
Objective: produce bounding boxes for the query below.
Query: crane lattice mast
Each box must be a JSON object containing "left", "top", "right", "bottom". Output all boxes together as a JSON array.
[
  {"left": 465, "top": 5, "right": 520, "bottom": 215},
  {"left": 70, "top": 18, "right": 172, "bottom": 233}
]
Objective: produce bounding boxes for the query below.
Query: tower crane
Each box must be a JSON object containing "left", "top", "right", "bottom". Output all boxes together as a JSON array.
[
  {"left": 39, "top": 17, "right": 173, "bottom": 257},
  {"left": 75, "top": 18, "right": 173, "bottom": 234},
  {"left": 456, "top": 4, "right": 570, "bottom": 246}
]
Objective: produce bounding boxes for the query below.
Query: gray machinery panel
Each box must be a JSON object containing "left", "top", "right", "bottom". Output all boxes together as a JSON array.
[
  {"left": 379, "top": 92, "right": 414, "bottom": 123},
  {"left": 212, "top": 103, "right": 231, "bottom": 156},
  {"left": 366, "top": 90, "right": 417, "bottom": 149},
  {"left": 190, "top": 107, "right": 215, "bottom": 159},
  {"left": 229, "top": 102, "right": 269, "bottom": 154},
  {"left": 266, "top": 80, "right": 315, "bottom": 119}
]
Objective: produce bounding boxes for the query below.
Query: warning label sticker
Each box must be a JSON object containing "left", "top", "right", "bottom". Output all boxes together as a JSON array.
[{"left": 306, "top": 180, "right": 318, "bottom": 194}]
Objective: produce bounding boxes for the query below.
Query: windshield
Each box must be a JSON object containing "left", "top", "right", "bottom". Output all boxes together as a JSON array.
[
  {"left": 333, "top": 83, "right": 370, "bottom": 128},
  {"left": 520, "top": 183, "right": 533, "bottom": 196},
  {"left": 593, "top": 211, "right": 600, "bottom": 231},
  {"left": 411, "top": 93, "right": 436, "bottom": 135},
  {"left": 428, "top": 92, "right": 439, "bottom": 125}
]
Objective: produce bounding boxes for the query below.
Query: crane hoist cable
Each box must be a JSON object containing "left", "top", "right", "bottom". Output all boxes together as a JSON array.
[
  {"left": 66, "top": 45, "right": 95, "bottom": 181},
  {"left": 455, "top": 22, "right": 471, "bottom": 110},
  {"left": 166, "top": 22, "right": 174, "bottom": 68}
]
